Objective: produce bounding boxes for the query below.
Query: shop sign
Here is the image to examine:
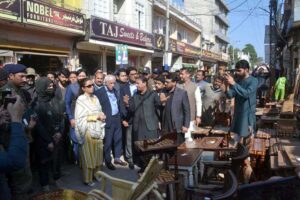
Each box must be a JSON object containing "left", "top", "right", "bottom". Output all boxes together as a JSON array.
[
  {"left": 0, "top": 0, "right": 21, "bottom": 21},
  {"left": 154, "top": 34, "right": 165, "bottom": 50},
  {"left": 116, "top": 44, "right": 128, "bottom": 65},
  {"left": 202, "top": 50, "right": 222, "bottom": 61},
  {"left": 23, "top": 0, "right": 85, "bottom": 34},
  {"left": 90, "top": 16, "right": 154, "bottom": 48},
  {"left": 169, "top": 39, "right": 201, "bottom": 57}
]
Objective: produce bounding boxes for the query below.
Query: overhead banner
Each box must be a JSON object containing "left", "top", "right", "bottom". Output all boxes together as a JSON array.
[
  {"left": 23, "top": 0, "right": 85, "bottom": 34},
  {"left": 90, "top": 16, "right": 154, "bottom": 48},
  {"left": 0, "top": 0, "right": 21, "bottom": 21}
]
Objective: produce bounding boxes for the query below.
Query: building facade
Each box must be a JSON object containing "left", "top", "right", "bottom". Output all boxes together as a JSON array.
[
  {"left": 77, "top": 0, "right": 154, "bottom": 74},
  {"left": 0, "top": 0, "right": 230, "bottom": 74},
  {"left": 152, "top": 0, "right": 202, "bottom": 71},
  {"left": 0, "top": 0, "right": 85, "bottom": 73},
  {"left": 184, "top": 0, "right": 230, "bottom": 71},
  {"left": 276, "top": 0, "right": 300, "bottom": 88}
]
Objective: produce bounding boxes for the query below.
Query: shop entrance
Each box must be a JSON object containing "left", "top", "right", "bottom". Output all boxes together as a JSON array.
[
  {"left": 107, "top": 56, "right": 116, "bottom": 74},
  {"left": 79, "top": 53, "right": 102, "bottom": 75},
  {"left": 17, "top": 54, "right": 65, "bottom": 75}
]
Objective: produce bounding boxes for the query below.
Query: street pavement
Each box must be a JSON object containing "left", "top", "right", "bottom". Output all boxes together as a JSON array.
[{"left": 30, "top": 161, "right": 139, "bottom": 198}]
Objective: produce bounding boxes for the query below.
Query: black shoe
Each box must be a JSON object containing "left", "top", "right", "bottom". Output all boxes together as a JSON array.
[
  {"left": 129, "top": 163, "right": 134, "bottom": 170},
  {"left": 114, "top": 160, "right": 127, "bottom": 166},
  {"left": 106, "top": 162, "right": 116, "bottom": 170}
]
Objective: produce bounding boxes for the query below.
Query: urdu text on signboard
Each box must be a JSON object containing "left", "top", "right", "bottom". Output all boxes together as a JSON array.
[{"left": 23, "top": 0, "right": 84, "bottom": 34}]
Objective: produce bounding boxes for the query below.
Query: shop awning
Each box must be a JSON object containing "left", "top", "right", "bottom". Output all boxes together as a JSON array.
[
  {"left": 15, "top": 51, "right": 69, "bottom": 57},
  {"left": 0, "top": 40, "right": 70, "bottom": 55},
  {"left": 0, "top": 50, "right": 13, "bottom": 57},
  {"left": 200, "top": 56, "right": 218, "bottom": 63},
  {"left": 88, "top": 39, "right": 154, "bottom": 54}
]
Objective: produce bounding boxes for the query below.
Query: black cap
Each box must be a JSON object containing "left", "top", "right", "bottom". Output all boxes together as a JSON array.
[{"left": 3, "top": 64, "right": 27, "bottom": 74}]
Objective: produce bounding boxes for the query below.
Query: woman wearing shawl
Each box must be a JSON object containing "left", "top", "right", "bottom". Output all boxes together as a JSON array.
[
  {"left": 34, "top": 77, "right": 65, "bottom": 191},
  {"left": 75, "top": 78, "right": 106, "bottom": 186}
]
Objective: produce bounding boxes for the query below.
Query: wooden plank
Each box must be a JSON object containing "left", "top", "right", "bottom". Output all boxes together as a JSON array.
[
  {"left": 280, "top": 94, "right": 294, "bottom": 117},
  {"left": 270, "top": 155, "right": 279, "bottom": 170},
  {"left": 284, "top": 146, "right": 300, "bottom": 167},
  {"left": 277, "top": 150, "right": 293, "bottom": 168}
]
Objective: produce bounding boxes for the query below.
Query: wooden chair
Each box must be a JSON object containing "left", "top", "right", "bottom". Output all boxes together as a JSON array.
[
  {"left": 186, "top": 169, "right": 238, "bottom": 200},
  {"left": 88, "top": 157, "right": 164, "bottom": 200},
  {"left": 201, "top": 143, "right": 249, "bottom": 183}
]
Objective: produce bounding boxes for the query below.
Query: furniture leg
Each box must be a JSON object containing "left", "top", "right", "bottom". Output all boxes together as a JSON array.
[{"left": 188, "top": 168, "right": 194, "bottom": 187}]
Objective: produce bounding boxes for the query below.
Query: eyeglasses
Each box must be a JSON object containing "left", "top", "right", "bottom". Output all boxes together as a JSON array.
[{"left": 84, "top": 84, "right": 94, "bottom": 88}]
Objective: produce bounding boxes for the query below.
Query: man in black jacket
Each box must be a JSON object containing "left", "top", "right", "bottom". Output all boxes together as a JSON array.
[
  {"left": 129, "top": 76, "right": 161, "bottom": 171},
  {"left": 160, "top": 73, "right": 190, "bottom": 144}
]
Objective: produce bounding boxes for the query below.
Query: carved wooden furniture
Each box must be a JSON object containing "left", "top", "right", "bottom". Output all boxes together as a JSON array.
[
  {"left": 89, "top": 157, "right": 164, "bottom": 200},
  {"left": 270, "top": 138, "right": 300, "bottom": 176},
  {"left": 249, "top": 138, "right": 267, "bottom": 178},
  {"left": 168, "top": 148, "right": 203, "bottom": 187},
  {"left": 134, "top": 132, "right": 179, "bottom": 199},
  {"left": 178, "top": 137, "right": 224, "bottom": 151},
  {"left": 192, "top": 126, "right": 212, "bottom": 138},
  {"left": 201, "top": 143, "right": 249, "bottom": 184}
]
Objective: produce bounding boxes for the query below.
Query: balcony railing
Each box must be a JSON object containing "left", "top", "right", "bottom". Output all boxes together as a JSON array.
[
  {"left": 215, "top": 13, "right": 229, "bottom": 26},
  {"left": 154, "top": 0, "right": 202, "bottom": 29},
  {"left": 214, "top": 29, "right": 229, "bottom": 43}
]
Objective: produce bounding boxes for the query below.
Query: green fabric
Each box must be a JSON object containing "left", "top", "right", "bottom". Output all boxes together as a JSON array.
[
  {"left": 275, "top": 88, "right": 285, "bottom": 101},
  {"left": 275, "top": 77, "right": 286, "bottom": 90}
]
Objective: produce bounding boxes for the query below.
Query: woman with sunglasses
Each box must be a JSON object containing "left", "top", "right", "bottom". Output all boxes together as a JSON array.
[{"left": 74, "top": 78, "right": 106, "bottom": 186}]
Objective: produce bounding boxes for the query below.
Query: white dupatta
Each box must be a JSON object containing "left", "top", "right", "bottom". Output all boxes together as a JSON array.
[{"left": 75, "top": 94, "right": 105, "bottom": 144}]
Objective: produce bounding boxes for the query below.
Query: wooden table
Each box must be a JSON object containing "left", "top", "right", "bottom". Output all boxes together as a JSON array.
[
  {"left": 260, "top": 115, "right": 297, "bottom": 128},
  {"left": 178, "top": 137, "right": 224, "bottom": 151},
  {"left": 169, "top": 148, "right": 203, "bottom": 187},
  {"left": 191, "top": 127, "right": 212, "bottom": 137}
]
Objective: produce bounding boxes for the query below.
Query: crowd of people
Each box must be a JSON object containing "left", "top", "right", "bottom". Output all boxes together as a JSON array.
[{"left": 0, "top": 59, "right": 258, "bottom": 199}]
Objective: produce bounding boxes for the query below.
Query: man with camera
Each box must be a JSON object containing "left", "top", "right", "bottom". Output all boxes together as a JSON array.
[
  {"left": 222, "top": 60, "right": 258, "bottom": 145},
  {"left": 0, "top": 95, "right": 28, "bottom": 200},
  {"left": 2, "top": 64, "right": 35, "bottom": 200}
]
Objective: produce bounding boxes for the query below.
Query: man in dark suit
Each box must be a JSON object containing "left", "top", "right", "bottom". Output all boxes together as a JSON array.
[
  {"left": 160, "top": 73, "right": 190, "bottom": 144},
  {"left": 128, "top": 76, "right": 161, "bottom": 172},
  {"left": 119, "top": 67, "right": 138, "bottom": 169},
  {"left": 95, "top": 75, "right": 127, "bottom": 170}
]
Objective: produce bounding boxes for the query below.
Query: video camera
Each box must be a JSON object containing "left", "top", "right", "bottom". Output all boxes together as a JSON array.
[{"left": 0, "top": 89, "right": 17, "bottom": 108}]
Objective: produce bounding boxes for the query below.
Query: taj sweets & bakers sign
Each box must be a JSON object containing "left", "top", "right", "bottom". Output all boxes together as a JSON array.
[
  {"left": 90, "top": 16, "right": 154, "bottom": 48},
  {"left": 23, "top": 0, "right": 84, "bottom": 34}
]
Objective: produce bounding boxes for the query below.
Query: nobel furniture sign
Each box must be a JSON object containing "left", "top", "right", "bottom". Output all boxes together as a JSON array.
[
  {"left": 90, "top": 16, "right": 154, "bottom": 48},
  {"left": 0, "top": 0, "right": 21, "bottom": 21},
  {"left": 23, "top": 0, "right": 84, "bottom": 34}
]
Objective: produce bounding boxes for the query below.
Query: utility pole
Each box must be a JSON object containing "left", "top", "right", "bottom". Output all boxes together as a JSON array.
[
  {"left": 163, "top": 0, "right": 170, "bottom": 71},
  {"left": 269, "top": 0, "right": 278, "bottom": 99}
]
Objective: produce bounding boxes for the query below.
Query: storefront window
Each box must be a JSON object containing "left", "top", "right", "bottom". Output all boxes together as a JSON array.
[
  {"left": 17, "top": 54, "right": 65, "bottom": 75},
  {"left": 79, "top": 53, "right": 102, "bottom": 75}
]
